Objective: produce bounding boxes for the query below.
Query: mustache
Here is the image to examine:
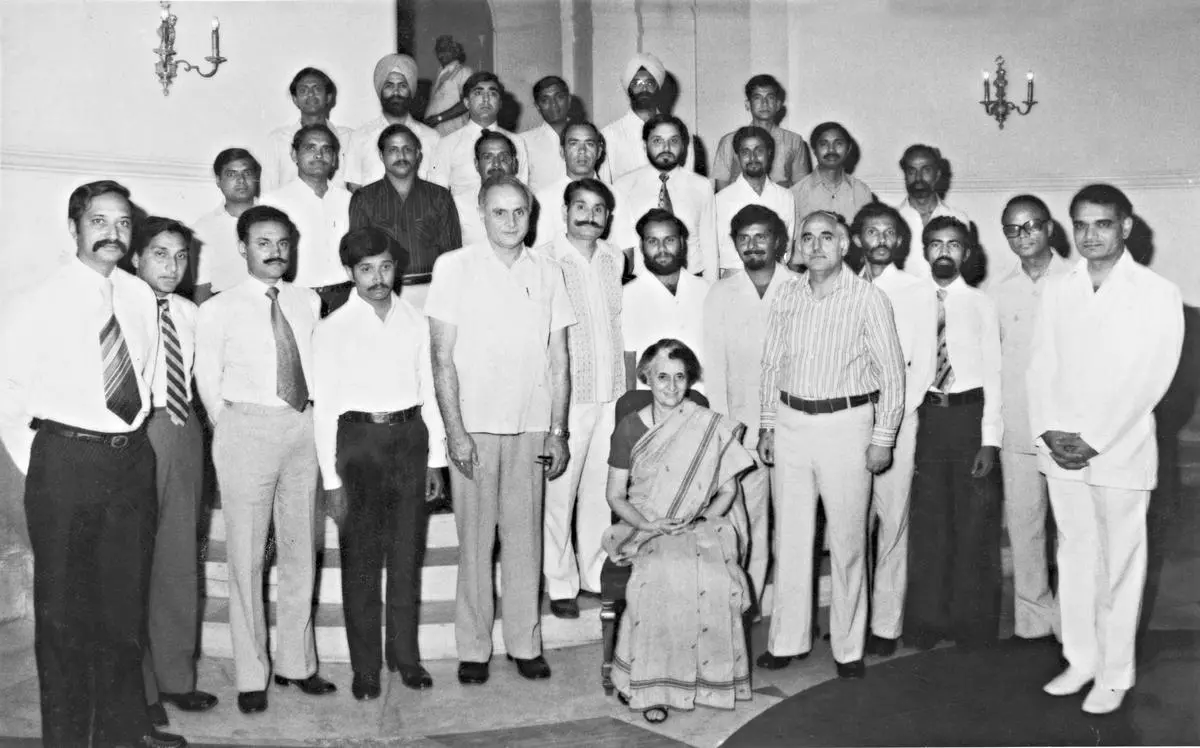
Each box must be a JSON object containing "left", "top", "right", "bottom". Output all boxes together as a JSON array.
[
  {"left": 92, "top": 239, "right": 128, "bottom": 254},
  {"left": 573, "top": 220, "right": 604, "bottom": 229},
  {"left": 368, "top": 283, "right": 390, "bottom": 292},
  {"left": 264, "top": 257, "right": 287, "bottom": 265}
]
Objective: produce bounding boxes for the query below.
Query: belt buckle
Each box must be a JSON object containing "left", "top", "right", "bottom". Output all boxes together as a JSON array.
[
  {"left": 110, "top": 434, "right": 130, "bottom": 449},
  {"left": 928, "top": 391, "right": 949, "bottom": 408}
]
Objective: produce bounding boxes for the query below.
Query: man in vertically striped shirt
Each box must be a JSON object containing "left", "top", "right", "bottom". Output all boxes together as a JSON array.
[{"left": 756, "top": 210, "right": 906, "bottom": 679}]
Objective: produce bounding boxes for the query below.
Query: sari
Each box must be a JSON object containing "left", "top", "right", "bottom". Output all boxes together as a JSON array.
[{"left": 604, "top": 399, "right": 755, "bottom": 711}]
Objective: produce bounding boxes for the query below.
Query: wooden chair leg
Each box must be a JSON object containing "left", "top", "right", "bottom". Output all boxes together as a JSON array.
[{"left": 600, "top": 598, "right": 617, "bottom": 695}]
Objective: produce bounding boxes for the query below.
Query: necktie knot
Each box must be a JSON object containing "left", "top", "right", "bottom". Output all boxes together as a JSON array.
[
  {"left": 157, "top": 297, "right": 169, "bottom": 309},
  {"left": 659, "top": 173, "right": 670, "bottom": 185},
  {"left": 937, "top": 288, "right": 947, "bottom": 302},
  {"left": 265, "top": 286, "right": 279, "bottom": 301}
]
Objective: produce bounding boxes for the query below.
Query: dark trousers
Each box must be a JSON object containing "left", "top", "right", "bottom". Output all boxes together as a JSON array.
[
  {"left": 314, "top": 282, "right": 353, "bottom": 318},
  {"left": 906, "top": 399, "right": 1002, "bottom": 645},
  {"left": 24, "top": 427, "right": 156, "bottom": 747},
  {"left": 337, "top": 417, "right": 429, "bottom": 674}
]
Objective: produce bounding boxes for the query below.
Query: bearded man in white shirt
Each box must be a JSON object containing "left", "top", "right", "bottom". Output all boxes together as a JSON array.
[
  {"left": 344, "top": 54, "right": 440, "bottom": 192},
  {"left": 894, "top": 144, "right": 971, "bottom": 280},
  {"left": 713, "top": 126, "right": 795, "bottom": 280},
  {"left": 599, "top": 53, "right": 696, "bottom": 183}
]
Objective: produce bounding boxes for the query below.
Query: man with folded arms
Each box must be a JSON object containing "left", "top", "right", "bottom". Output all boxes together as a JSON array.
[
  {"left": 313, "top": 227, "right": 446, "bottom": 700},
  {"left": 757, "top": 209, "right": 905, "bottom": 679}
]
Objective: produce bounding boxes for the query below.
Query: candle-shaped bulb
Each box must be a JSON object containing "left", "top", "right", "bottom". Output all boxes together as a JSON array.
[
  {"left": 210, "top": 17, "right": 220, "bottom": 57},
  {"left": 983, "top": 71, "right": 989, "bottom": 80},
  {"left": 212, "top": 17, "right": 219, "bottom": 30},
  {"left": 1027, "top": 71, "right": 1033, "bottom": 81}
]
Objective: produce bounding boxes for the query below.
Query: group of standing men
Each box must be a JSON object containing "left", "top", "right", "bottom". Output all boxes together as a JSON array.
[{"left": 0, "top": 40, "right": 1186, "bottom": 748}]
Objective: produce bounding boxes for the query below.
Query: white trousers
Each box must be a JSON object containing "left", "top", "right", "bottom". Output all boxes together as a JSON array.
[
  {"left": 740, "top": 454, "right": 772, "bottom": 604},
  {"left": 868, "top": 408, "right": 917, "bottom": 639},
  {"left": 1047, "top": 478, "right": 1149, "bottom": 690},
  {"left": 542, "top": 401, "right": 614, "bottom": 599},
  {"left": 1000, "top": 449, "right": 1058, "bottom": 638},
  {"left": 769, "top": 403, "right": 872, "bottom": 663}
]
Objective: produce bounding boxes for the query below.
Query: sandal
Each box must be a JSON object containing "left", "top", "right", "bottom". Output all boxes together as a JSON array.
[
  {"left": 617, "top": 692, "right": 629, "bottom": 706},
  {"left": 643, "top": 706, "right": 669, "bottom": 724}
]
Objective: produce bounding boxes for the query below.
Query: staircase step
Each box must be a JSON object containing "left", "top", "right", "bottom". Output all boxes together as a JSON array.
[{"left": 205, "top": 508, "right": 459, "bottom": 550}]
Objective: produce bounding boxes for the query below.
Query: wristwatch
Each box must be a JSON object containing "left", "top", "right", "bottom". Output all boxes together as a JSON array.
[{"left": 550, "top": 425, "right": 569, "bottom": 439}]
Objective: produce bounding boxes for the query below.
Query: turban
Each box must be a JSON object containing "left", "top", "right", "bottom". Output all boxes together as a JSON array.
[
  {"left": 373, "top": 54, "right": 418, "bottom": 97},
  {"left": 621, "top": 53, "right": 666, "bottom": 89}
]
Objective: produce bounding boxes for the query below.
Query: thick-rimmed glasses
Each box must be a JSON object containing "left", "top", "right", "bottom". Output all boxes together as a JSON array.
[{"left": 1001, "top": 219, "right": 1049, "bottom": 238}]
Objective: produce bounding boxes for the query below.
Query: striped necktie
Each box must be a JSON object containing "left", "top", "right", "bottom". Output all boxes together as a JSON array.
[
  {"left": 100, "top": 282, "right": 142, "bottom": 424},
  {"left": 658, "top": 172, "right": 674, "bottom": 214},
  {"left": 266, "top": 287, "right": 309, "bottom": 411},
  {"left": 934, "top": 288, "right": 955, "bottom": 391},
  {"left": 157, "top": 298, "right": 190, "bottom": 426}
]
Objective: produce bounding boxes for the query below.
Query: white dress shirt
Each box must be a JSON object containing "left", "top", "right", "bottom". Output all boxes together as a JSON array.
[
  {"left": 714, "top": 176, "right": 796, "bottom": 273},
  {"left": 622, "top": 271, "right": 710, "bottom": 387},
  {"left": 259, "top": 180, "right": 353, "bottom": 289},
  {"left": 150, "top": 293, "right": 198, "bottom": 406},
  {"left": 0, "top": 260, "right": 159, "bottom": 472},
  {"left": 895, "top": 197, "right": 972, "bottom": 280},
  {"left": 193, "top": 204, "right": 248, "bottom": 294},
  {"left": 194, "top": 276, "right": 320, "bottom": 424},
  {"left": 597, "top": 110, "right": 698, "bottom": 184},
  {"left": 313, "top": 293, "right": 447, "bottom": 489},
  {"left": 426, "top": 120, "right": 530, "bottom": 199},
  {"left": 424, "top": 243, "right": 575, "bottom": 434},
  {"left": 260, "top": 119, "right": 354, "bottom": 193},
  {"left": 452, "top": 192, "right": 485, "bottom": 249},
  {"left": 520, "top": 122, "right": 568, "bottom": 194},
  {"left": 343, "top": 114, "right": 439, "bottom": 187},
  {"left": 931, "top": 276, "right": 1003, "bottom": 447},
  {"left": 866, "top": 264, "right": 938, "bottom": 415},
  {"left": 1027, "top": 253, "right": 1183, "bottom": 490},
  {"left": 615, "top": 165, "right": 717, "bottom": 279}
]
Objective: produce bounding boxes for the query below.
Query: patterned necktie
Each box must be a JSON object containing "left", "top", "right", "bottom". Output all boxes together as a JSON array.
[
  {"left": 157, "top": 298, "right": 190, "bottom": 426},
  {"left": 266, "top": 287, "right": 309, "bottom": 411},
  {"left": 934, "top": 288, "right": 955, "bottom": 391},
  {"left": 100, "top": 282, "right": 142, "bottom": 424},
  {"left": 658, "top": 172, "right": 674, "bottom": 214}
]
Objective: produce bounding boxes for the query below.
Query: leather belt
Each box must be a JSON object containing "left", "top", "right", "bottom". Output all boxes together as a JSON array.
[
  {"left": 400, "top": 272, "right": 432, "bottom": 286},
  {"left": 31, "top": 418, "right": 144, "bottom": 449},
  {"left": 339, "top": 406, "right": 421, "bottom": 425},
  {"left": 923, "top": 388, "right": 984, "bottom": 408},
  {"left": 311, "top": 281, "right": 353, "bottom": 294},
  {"left": 780, "top": 391, "right": 879, "bottom": 415}
]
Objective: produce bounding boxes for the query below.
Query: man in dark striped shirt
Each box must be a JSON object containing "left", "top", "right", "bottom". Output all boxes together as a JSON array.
[{"left": 349, "top": 123, "right": 462, "bottom": 310}]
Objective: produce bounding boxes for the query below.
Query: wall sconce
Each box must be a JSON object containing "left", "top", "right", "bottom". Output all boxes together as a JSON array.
[
  {"left": 154, "top": 1, "right": 226, "bottom": 96},
  {"left": 980, "top": 56, "right": 1036, "bottom": 129}
]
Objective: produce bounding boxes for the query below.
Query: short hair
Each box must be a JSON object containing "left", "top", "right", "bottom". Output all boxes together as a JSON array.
[
  {"left": 729, "top": 204, "right": 787, "bottom": 247},
  {"left": 477, "top": 173, "right": 532, "bottom": 209},
  {"left": 922, "top": 215, "right": 972, "bottom": 249},
  {"left": 67, "top": 180, "right": 131, "bottom": 228},
  {"left": 132, "top": 216, "right": 194, "bottom": 258},
  {"left": 532, "top": 75, "right": 568, "bottom": 101},
  {"left": 800, "top": 209, "right": 849, "bottom": 234},
  {"left": 635, "top": 208, "right": 689, "bottom": 243},
  {"left": 559, "top": 120, "right": 603, "bottom": 149},
  {"left": 636, "top": 338, "right": 702, "bottom": 388},
  {"left": 339, "top": 226, "right": 408, "bottom": 271},
  {"left": 1069, "top": 183, "right": 1133, "bottom": 220},
  {"left": 732, "top": 125, "right": 775, "bottom": 163},
  {"left": 474, "top": 130, "right": 516, "bottom": 161},
  {"left": 641, "top": 113, "right": 690, "bottom": 148},
  {"left": 810, "top": 121, "right": 851, "bottom": 148},
  {"left": 377, "top": 123, "right": 419, "bottom": 153},
  {"left": 849, "top": 201, "right": 910, "bottom": 251},
  {"left": 744, "top": 74, "right": 784, "bottom": 102},
  {"left": 212, "top": 148, "right": 262, "bottom": 179},
  {"left": 1003, "top": 193, "right": 1052, "bottom": 219},
  {"left": 461, "top": 70, "right": 502, "bottom": 99},
  {"left": 435, "top": 34, "right": 466, "bottom": 63},
  {"left": 236, "top": 205, "right": 295, "bottom": 244},
  {"left": 288, "top": 67, "right": 337, "bottom": 99},
  {"left": 291, "top": 123, "right": 341, "bottom": 154},
  {"left": 899, "top": 143, "right": 942, "bottom": 171},
  {"left": 563, "top": 178, "right": 615, "bottom": 213}
]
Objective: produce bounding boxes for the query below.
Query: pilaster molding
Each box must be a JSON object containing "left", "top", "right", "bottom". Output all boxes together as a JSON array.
[{"left": 1, "top": 149, "right": 212, "bottom": 183}]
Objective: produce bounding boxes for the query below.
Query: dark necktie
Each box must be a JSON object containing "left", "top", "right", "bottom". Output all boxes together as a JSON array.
[
  {"left": 266, "top": 287, "right": 309, "bottom": 411},
  {"left": 934, "top": 288, "right": 955, "bottom": 391},
  {"left": 658, "top": 172, "right": 674, "bottom": 214},
  {"left": 100, "top": 282, "right": 142, "bottom": 424},
  {"left": 157, "top": 298, "right": 190, "bottom": 426}
]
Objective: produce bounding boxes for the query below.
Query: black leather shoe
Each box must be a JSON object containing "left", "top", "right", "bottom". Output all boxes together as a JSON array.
[
  {"left": 457, "top": 661, "right": 490, "bottom": 684},
  {"left": 146, "top": 702, "right": 169, "bottom": 727},
  {"left": 237, "top": 690, "right": 268, "bottom": 714},
  {"left": 836, "top": 659, "right": 866, "bottom": 679},
  {"left": 506, "top": 653, "right": 551, "bottom": 680},
  {"left": 549, "top": 598, "right": 580, "bottom": 619},
  {"left": 1006, "top": 634, "right": 1057, "bottom": 646},
  {"left": 352, "top": 671, "right": 381, "bottom": 701},
  {"left": 159, "top": 691, "right": 218, "bottom": 712},
  {"left": 398, "top": 664, "right": 433, "bottom": 690},
  {"left": 273, "top": 674, "right": 337, "bottom": 695},
  {"left": 908, "top": 631, "right": 942, "bottom": 651},
  {"left": 866, "top": 634, "right": 898, "bottom": 657},
  {"left": 133, "top": 728, "right": 187, "bottom": 747},
  {"left": 756, "top": 651, "right": 808, "bottom": 670}
]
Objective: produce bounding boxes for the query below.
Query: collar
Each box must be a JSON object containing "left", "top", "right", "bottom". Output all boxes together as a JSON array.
[
  {"left": 999, "top": 251, "right": 1070, "bottom": 284},
  {"left": 1066, "top": 249, "right": 1136, "bottom": 283},
  {"left": 801, "top": 263, "right": 852, "bottom": 296},
  {"left": 931, "top": 275, "right": 969, "bottom": 294},
  {"left": 901, "top": 196, "right": 949, "bottom": 215},
  {"left": 736, "top": 262, "right": 791, "bottom": 294},
  {"left": 241, "top": 274, "right": 284, "bottom": 296},
  {"left": 813, "top": 170, "right": 850, "bottom": 190},
  {"left": 475, "top": 242, "right": 532, "bottom": 267},
  {"left": 344, "top": 289, "right": 398, "bottom": 322},
  {"left": 549, "top": 234, "right": 619, "bottom": 264},
  {"left": 861, "top": 262, "right": 900, "bottom": 282}
]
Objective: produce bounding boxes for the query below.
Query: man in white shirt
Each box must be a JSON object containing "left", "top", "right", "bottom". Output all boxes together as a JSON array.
[
  {"left": 520, "top": 76, "right": 571, "bottom": 194},
  {"left": 894, "top": 144, "right": 971, "bottom": 280},
  {"left": 599, "top": 53, "right": 696, "bottom": 183},
  {"left": 427, "top": 72, "right": 529, "bottom": 198},
  {"left": 791, "top": 122, "right": 874, "bottom": 229},
  {"left": 259, "top": 124, "right": 353, "bottom": 316},
  {"left": 714, "top": 126, "right": 795, "bottom": 279},
  {"left": 194, "top": 148, "right": 260, "bottom": 304},
  {"left": 130, "top": 218, "right": 219, "bottom": 728},
  {"left": 312, "top": 227, "right": 447, "bottom": 699},
  {"left": 453, "top": 130, "right": 519, "bottom": 249},
  {"left": 905, "top": 216, "right": 1003, "bottom": 653},
  {"left": 344, "top": 54, "right": 440, "bottom": 191},
  {"left": 537, "top": 178, "right": 624, "bottom": 617},
  {"left": 851, "top": 202, "right": 937, "bottom": 657},
  {"left": 426, "top": 175, "right": 574, "bottom": 685},
  {"left": 1031, "top": 184, "right": 1182, "bottom": 715},
  {"left": 615, "top": 115, "right": 717, "bottom": 279},
  {"left": 0, "top": 181, "right": 185, "bottom": 747},
  {"left": 711, "top": 74, "right": 812, "bottom": 191},
  {"left": 261, "top": 68, "right": 354, "bottom": 193},
  {"left": 703, "top": 205, "right": 797, "bottom": 607},
  {"left": 989, "top": 194, "right": 1068, "bottom": 646},
  {"left": 622, "top": 208, "right": 710, "bottom": 387},
  {"left": 194, "top": 205, "right": 335, "bottom": 714}
]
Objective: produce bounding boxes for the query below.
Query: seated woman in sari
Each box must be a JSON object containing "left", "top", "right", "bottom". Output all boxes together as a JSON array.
[{"left": 604, "top": 338, "right": 756, "bottom": 724}]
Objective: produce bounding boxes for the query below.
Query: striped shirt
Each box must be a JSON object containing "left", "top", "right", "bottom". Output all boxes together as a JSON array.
[
  {"left": 348, "top": 177, "right": 462, "bottom": 278},
  {"left": 759, "top": 265, "right": 906, "bottom": 446}
]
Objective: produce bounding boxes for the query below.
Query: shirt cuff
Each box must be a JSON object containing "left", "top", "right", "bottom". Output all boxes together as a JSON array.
[
  {"left": 321, "top": 473, "right": 342, "bottom": 491},
  {"left": 759, "top": 409, "right": 777, "bottom": 429},
  {"left": 870, "top": 426, "right": 897, "bottom": 448}
]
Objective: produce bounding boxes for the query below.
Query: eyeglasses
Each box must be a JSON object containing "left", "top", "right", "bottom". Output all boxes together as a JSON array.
[{"left": 1001, "top": 219, "right": 1049, "bottom": 238}]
